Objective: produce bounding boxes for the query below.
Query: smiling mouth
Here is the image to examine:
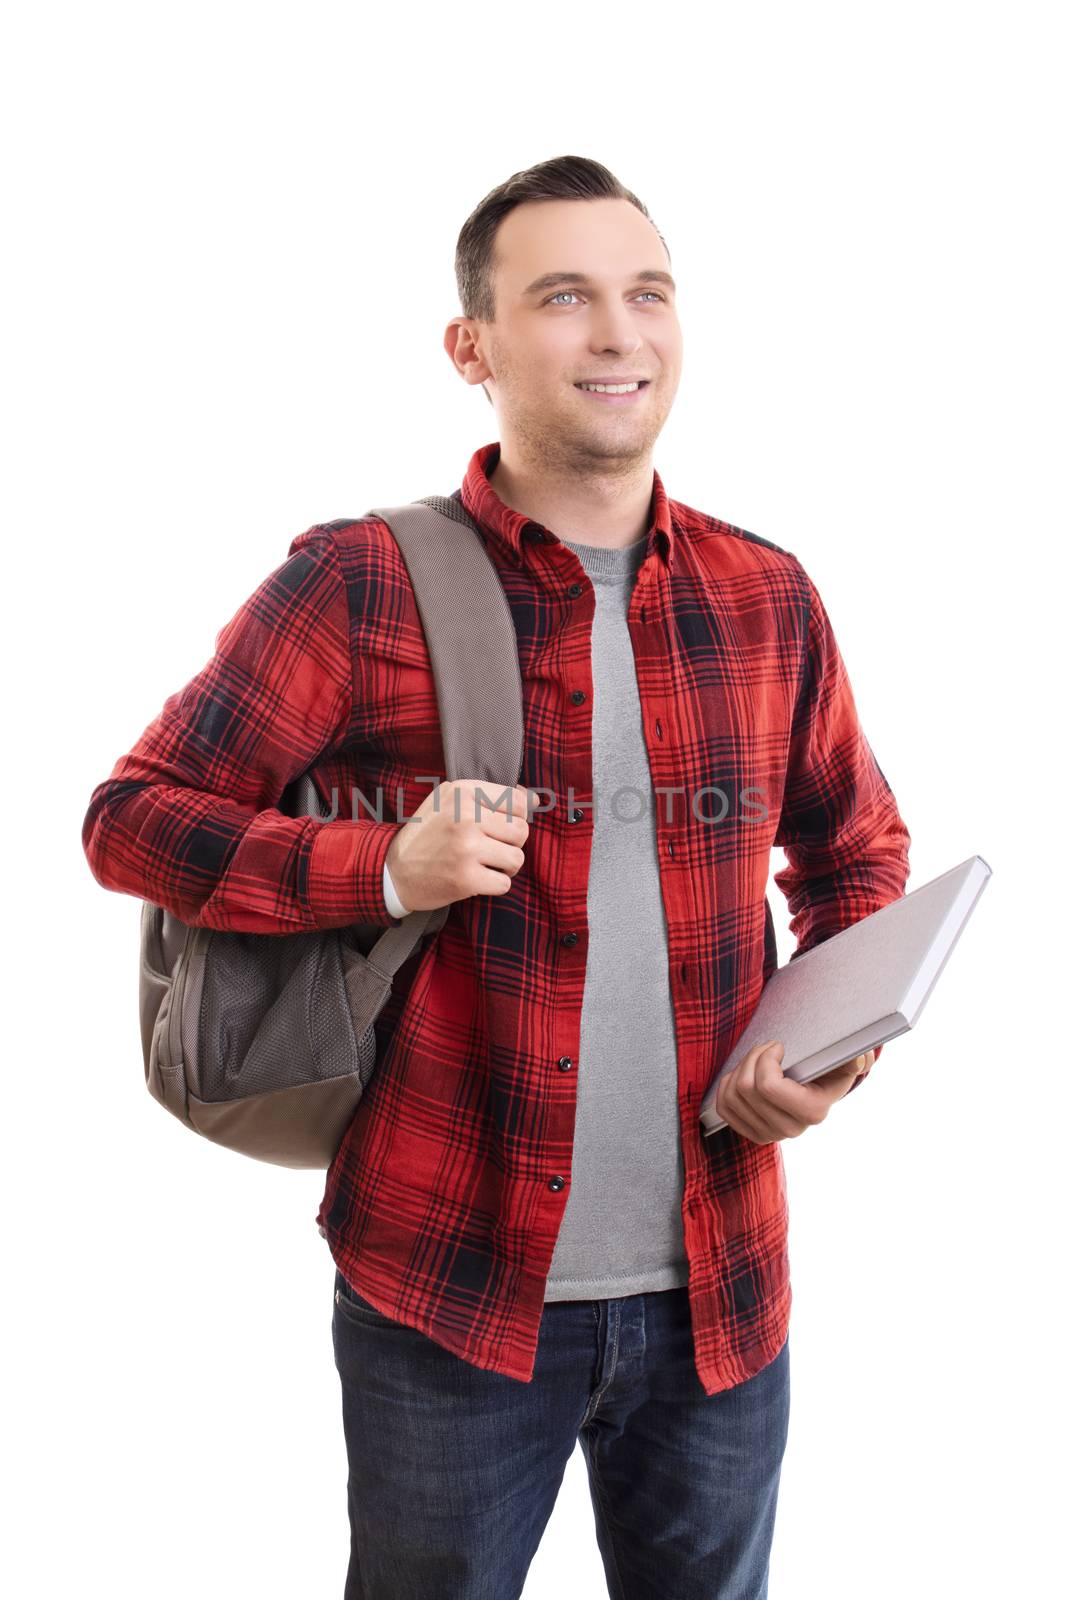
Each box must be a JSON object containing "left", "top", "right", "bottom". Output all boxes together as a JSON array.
[{"left": 573, "top": 380, "right": 651, "bottom": 402}]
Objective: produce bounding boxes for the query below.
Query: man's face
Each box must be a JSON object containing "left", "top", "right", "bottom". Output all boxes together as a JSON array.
[{"left": 451, "top": 197, "right": 683, "bottom": 468}]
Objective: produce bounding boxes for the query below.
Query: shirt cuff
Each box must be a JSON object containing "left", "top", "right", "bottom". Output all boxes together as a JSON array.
[{"left": 307, "top": 819, "right": 407, "bottom": 929}]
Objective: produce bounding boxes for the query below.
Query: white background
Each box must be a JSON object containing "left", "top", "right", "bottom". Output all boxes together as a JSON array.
[{"left": 4, "top": 2, "right": 1063, "bottom": 1595}]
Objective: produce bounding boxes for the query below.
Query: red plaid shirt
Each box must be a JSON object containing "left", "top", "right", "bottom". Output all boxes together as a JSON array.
[{"left": 83, "top": 439, "right": 911, "bottom": 1395}]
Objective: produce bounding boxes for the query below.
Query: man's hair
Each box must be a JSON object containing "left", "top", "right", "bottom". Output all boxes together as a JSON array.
[{"left": 454, "top": 154, "right": 669, "bottom": 327}]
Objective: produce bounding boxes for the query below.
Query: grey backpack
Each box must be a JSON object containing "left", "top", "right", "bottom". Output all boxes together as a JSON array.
[{"left": 138, "top": 494, "right": 524, "bottom": 1169}]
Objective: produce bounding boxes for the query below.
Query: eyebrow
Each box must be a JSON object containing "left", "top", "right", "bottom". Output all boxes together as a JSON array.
[{"left": 520, "top": 269, "right": 677, "bottom": 297}]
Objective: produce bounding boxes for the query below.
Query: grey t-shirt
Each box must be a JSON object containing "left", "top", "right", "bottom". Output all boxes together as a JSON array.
[{"left": 543, "top": 529, "right": 688, "bottom": 1301}]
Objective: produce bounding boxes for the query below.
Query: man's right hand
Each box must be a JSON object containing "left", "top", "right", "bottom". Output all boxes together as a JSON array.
[{"left": 384, "top": 780, "right": 540, "bottom": 913}]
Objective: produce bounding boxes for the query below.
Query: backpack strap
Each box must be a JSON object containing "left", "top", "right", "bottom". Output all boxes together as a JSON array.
[{"left": 348, "top": 494, "right": 524, "bottom": 979}]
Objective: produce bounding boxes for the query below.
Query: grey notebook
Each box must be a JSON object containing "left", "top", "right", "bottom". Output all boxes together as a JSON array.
[{"left": 699, "top": 854, "right": 993, "bottom": 1137}]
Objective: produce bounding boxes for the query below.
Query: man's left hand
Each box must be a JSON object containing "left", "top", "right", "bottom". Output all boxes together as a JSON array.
[{"left": 713, "top": 1040, "right": 876, "bottom": 1144}]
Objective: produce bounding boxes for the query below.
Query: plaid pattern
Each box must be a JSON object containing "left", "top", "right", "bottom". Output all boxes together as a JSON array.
[{"left": 83, "top": 439, "right": 910, "bottom": 1394}]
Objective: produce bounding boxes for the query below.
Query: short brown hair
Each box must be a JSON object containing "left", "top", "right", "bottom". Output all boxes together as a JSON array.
[{"left": 455, "top": 155, "right": 669, "bottom": 325}]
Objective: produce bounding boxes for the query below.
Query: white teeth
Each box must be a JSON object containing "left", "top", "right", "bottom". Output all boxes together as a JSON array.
[{"left": 577, "top": 381, "right": 640, "bottom": 394}]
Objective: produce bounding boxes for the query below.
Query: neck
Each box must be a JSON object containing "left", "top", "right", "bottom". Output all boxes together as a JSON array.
[{"left": 487, "top": 444, "right": 655, "bottom": 551}]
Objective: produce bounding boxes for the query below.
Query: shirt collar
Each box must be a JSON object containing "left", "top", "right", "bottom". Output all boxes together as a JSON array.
[{"left": 458, "top": 440, "right": 676, "bottom": 574}]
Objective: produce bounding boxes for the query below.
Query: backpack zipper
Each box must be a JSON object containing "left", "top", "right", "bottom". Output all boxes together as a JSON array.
[{"left": 164, "top": 933, "right": 196, "bottom": 1108}]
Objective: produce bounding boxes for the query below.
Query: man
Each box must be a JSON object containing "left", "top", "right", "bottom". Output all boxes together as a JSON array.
[{"left": 83, "top": 154, "right": 910, "bottom": 1598}]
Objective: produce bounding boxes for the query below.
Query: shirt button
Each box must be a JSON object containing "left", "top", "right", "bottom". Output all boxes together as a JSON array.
[
  {"left": 566, "top": 582, "right": 583, "bottom": 598},
  {"left": 525, "top": 524, "right": 545, "bottom": 542},
  {"left": 557, "top": 1056, "right": 574, "bottom": 1072},
  {"left": 567, "top": 808, "right": 584, "bottom": 823},
  {"left": 548, "top": 1176, "right": 566, "bottom": 1192},
  {"left": 561, "top": 931, "right": 579, "bottom": 947},
  {"left": 666, "top": 839, "right": 674, "bottom": 857},
  {"left": 570, "top": 690, "right": 586, "bottom": 705}
]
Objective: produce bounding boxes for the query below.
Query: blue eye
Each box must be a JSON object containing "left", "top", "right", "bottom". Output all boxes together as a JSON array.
[{"left": 545, "top": 290, "right": 667, "bottom": 307}]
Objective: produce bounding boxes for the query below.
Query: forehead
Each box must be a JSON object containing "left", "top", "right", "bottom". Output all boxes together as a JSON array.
[{"left": 493, "top": 197, "right": 671, "bottom": 293}]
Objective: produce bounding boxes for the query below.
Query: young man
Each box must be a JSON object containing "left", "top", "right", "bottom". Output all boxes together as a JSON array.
[{"left": 83, "top": 156, "right": 910, "bottom": 1599}]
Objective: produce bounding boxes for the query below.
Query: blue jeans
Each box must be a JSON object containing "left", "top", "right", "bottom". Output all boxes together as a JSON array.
[{"left": 331, "top": 1265, "right": 790, "bottom": 1598}]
